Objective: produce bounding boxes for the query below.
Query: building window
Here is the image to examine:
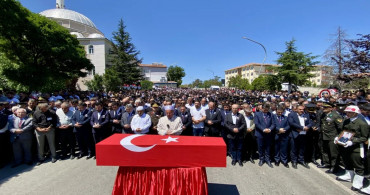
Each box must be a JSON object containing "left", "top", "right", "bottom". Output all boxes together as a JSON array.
[
  {"left": 247, "top": 73, "right": 249, "bottom": 76},
  {"left": 250, "top": 66, "right": 254, "bottom": 69},
  {"left": 317, "top": 79, "right": 320, "bottom": 82},
  {"left": 251, "top": 73, "right": 253, "bottom": 76},
  {"left": 88, "top": 45, "right": 94, "bottom": 54}
]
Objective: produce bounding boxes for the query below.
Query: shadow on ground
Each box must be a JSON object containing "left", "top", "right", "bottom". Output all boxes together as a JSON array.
[
  {"left": 0, "top": 163, "right": 36, "bottom": 185},
  {"left": 208, "top": 183, "right": 239, "bottom": 195}
]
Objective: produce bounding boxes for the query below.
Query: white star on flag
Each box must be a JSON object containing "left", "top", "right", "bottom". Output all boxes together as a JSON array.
[{"left": 161, "top": 136, "right": 179, "bottom": 143}]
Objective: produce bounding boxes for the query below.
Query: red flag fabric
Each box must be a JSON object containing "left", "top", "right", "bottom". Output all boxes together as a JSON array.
[
  {"left": 112, "top": 167, "right": 208, "bottom": 195},
  {"left": 96, "top": 134, "right": 226, "bottom": 167}
]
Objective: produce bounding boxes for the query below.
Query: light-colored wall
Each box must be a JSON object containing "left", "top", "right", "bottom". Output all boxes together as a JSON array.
[{"left": 142, "top": 67, "right": 167, "bottom": 82}]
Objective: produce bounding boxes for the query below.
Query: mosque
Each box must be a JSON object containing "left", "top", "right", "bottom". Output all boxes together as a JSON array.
[
  {"left": 39, "top": 0, "right": 113, "bottom": 90},
  {"left": 39, "top": 0, "right": 172, "bottom": 90}
]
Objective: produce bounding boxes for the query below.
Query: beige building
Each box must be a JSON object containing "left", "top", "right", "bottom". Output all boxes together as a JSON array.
[
  {"left": 224, "top": 63, "right": 333, "bottom": 87},
  {"left": 308, "top": 65, "right": 334, "bottom": 86},
  {"left": 225, "top": 63, "right": 276, "bottom": 86}
]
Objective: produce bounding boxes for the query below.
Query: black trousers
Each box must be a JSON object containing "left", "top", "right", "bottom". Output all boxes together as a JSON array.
[
  {"left": 243, "top": 132, "right": 257, "bottom": 161},
  {"left": 58, "top": 128, "right": 76, "bottom": 156},
  {"left": 93, "top": 128, "right": 110, "bottom": 144},
  {"left": 305, "top": 130, "right": 321, "bottom": 162},
  {"left": 0, "top": 131, "right": 12, "bottom": 166},
  {"left": 339, "top": 146, "right": 365, "bottom": 176},
  {"left": 75, "top": 127, "right": 95, "bottom": 155}
]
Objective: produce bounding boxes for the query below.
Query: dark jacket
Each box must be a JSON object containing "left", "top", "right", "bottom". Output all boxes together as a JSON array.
[
  {"left": 90, "top": 109, "right": 110, "bottom": 133},
  {"left": 224, "top": 112, "right": 246, "bottom": 139},
  {"left": 288, "top": 111, "right": 312, "bottom": 139},
  {"left": 273, "top": 114, "right": 290, "bottom": 140},
  {"left": 71, "top": 109, "right": 92, "bottom": 132},
  {"left": 204, "top": 108, "right": 222, "bottom": 136},
  {"left": 254, "top": 111, "right": 276, "bottom": 139}
]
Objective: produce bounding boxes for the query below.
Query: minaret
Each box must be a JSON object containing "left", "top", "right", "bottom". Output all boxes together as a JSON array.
[{"left": 56, "top": 0, "right": 65, "bottom": 9}]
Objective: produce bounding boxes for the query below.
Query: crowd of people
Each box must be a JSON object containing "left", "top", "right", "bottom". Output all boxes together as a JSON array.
[{"left": 0, "top": 88, "right": 369, "bottom": 193}]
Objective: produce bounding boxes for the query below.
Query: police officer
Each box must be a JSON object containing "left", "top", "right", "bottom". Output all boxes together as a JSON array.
[
  {"left": 336, "top": 105, "right": 369, "bottom": 192},
  {"left": 317, "top": 103, "right": 342, "bottom": 174}
]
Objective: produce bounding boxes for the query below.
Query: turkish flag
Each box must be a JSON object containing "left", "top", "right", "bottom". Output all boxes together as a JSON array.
[{"left": 96, "top": 134, "right": 226, "bottom": 167}]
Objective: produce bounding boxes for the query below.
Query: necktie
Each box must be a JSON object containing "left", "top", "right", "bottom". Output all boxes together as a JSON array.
[{"left": 19, "top": 119, "right": 23, "bottom": 128}]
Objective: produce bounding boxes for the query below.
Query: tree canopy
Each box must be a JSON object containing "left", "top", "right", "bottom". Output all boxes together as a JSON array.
[
  {"left": 0, "top": 0, "right": 93, "bottom": 92},
  {"left": 228, "top": 75, "right": 251, "bottom": 90},
  {"left": 343, "top": 34, "right": 370, "bottom": 74},
  {"left": 167, "top": 66, "right": 185, "bottom": 86},
  {"left": 272, "top": 39, "right": 318, "bottom": 92},
  {"left": 105, "top": 19, "right": 143, "bottom": 90}
]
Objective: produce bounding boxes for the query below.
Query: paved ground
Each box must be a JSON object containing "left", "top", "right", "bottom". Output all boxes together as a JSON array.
[{"left": 0, "top": 156, "right": 362, "bottom": 195}]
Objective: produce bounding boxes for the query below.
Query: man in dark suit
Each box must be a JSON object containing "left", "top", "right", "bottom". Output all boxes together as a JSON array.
[
  {"left": 179, "top": 105, "right": 192, "bottom": 136},
  {"left": 120, "top": 104, "right": 135, "bottom": 134},
  {"left": 204, "top": 102, "right": 222, "bottom": 137},
  {"left": 254, "top": 103, "right": 275, "bottom": 168},
  {"left": 274, "top": 106, "right": 290, "bottom": 168},
  {"left": 72, "top": 103, "right": 94, "bottom": 159},
  {"left": 109, "top": 102, "right": 122, "bottom": 134},
  {"left": 220, "top": 104, "right": 231, "bottom": 156},
  {"left": 288, "top": 104, "right": 312, "bottom": 169},
  {"left": 90, "top": 102, "right": 110, "bottom": 145},
  {"left": 9, "top": 108, "right": 34, "bottom": 167},
  {"left": 225, "top": 104, "right": 246, "bottom": 166}
]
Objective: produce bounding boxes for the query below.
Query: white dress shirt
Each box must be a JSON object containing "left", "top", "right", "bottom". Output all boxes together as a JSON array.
[
  {"left": 298, "top": 113, "right": 306, "bottom": 135},
  {"left": 130, "top": 113, "right": 152, "bottom": 134}
]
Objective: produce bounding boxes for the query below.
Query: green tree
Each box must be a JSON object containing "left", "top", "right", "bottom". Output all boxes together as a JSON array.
[
  {"left": 203, "top": 76, "right": 222, "bottom": 88},
  {"left": 190, "top": 79, "right": 203, "bottom": 88},
  {"left": 228, "top": 75, "right": 251, "bottom": 90},
  {"left": 140, "top": 80, "right": 153, "bottom": 90},
  {"left": 102, "top": 68, "right": 121, "bottom": 91},
  {"left": 343, "top": 34, "right": 370, "bottom": 74},
  {"left": 0, "top": 0, "right": 93, "bottom": 92},
  {"left": 271, "top": 39, "right": 318, "bottom": 93},
  {"left": 109, "top": 19, "right": 143, "bottom": 85},
  {"left": 85, "top": 74, "right": 104, "bottom": 91},
  {"left": 251, "top": 75, "right": 269, "bottom": 90},
  {"left": 167, "top": 66, "right": 185, "bottom": 86}
]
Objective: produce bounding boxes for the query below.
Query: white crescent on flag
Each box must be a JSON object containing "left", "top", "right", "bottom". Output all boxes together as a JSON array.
[{"left": 120, "top": 134, "right": 157, "bottom": 152}]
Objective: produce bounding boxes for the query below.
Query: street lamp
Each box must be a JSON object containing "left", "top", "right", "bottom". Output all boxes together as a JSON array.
[
  {"left": 206, "top": 69, "right": 215, "bottom": 78},
  {"left": 242, "top": 36, "right": 267, "bottom": 75}
]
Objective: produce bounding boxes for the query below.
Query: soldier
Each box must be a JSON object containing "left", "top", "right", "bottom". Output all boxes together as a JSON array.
[
  {"left": 336, "top": 106, "right": 369, "bottom": 192},
  {"left": 317, "top": 103, "right": 342, "bottom": 174},
  {"left": 305, "top": 103, "right": 321, "bottom": 166}
]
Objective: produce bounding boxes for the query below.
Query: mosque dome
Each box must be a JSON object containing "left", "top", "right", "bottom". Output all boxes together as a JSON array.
[
  {"left": 40, "top": 8, "right": 96, "bottom": 29},
  {"left": 39, "top": 1, "right": 104, "bottom": 38}
]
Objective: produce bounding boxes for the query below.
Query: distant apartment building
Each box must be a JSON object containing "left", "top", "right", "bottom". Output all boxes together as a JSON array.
[
  {"left": 224, "top": 63, "right": 276, "bottom": 86},
  {"left": 140, "top": 63, "right": 168, "bottom": 83},
  {"left": 308, "top": 65, "right": 334, "bottom": 86},
  {"left": 224, "top": 63, "right": 333, "bottom": 87}
]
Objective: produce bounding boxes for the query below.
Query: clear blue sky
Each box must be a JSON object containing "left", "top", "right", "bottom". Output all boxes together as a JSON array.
[{"left": 19, "top": 0, "right": 370, "bottom": 84}]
